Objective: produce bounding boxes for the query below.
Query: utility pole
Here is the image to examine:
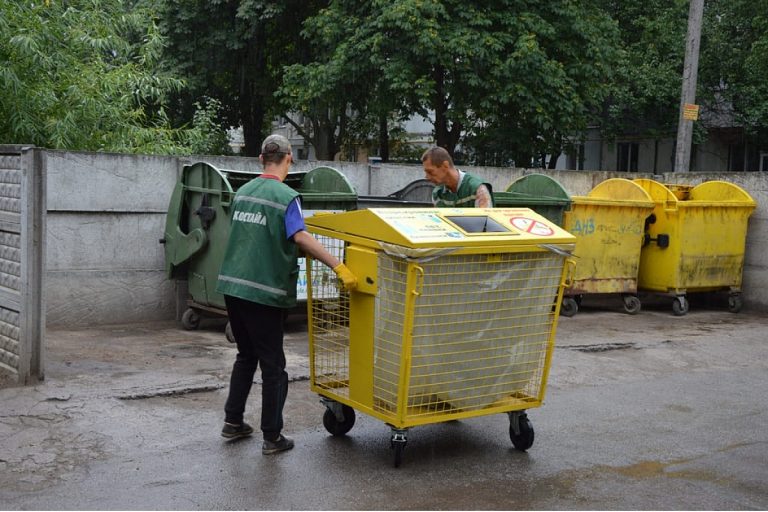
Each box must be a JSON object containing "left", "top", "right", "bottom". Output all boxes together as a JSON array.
[{"left": 674, "top": 0, "right": 704, "bottom": 172}]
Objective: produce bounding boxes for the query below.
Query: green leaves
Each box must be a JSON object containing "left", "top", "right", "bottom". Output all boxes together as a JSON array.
[
  {"left": 279, "top": 0, "right": 619, "bottom": 164},
  {"left": 0, "top": 0, "right": 218, "bottom": 154}
]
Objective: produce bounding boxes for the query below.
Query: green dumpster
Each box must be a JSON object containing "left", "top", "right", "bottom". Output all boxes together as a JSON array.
[
  {"left": 493, "top": 174, "right": 572, "bottom": 226},
  {"left": 161, "top": 162, "right": 357, "bottom": 332}
]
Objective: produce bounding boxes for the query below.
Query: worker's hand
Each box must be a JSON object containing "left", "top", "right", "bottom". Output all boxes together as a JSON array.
[{"left": 332, "top": 263, "right": 358, "bottom": 292}]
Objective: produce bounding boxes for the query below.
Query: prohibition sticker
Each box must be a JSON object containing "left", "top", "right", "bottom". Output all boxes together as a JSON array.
[{"left": 510, "top": 216, "right": 554, "bottom": 236}]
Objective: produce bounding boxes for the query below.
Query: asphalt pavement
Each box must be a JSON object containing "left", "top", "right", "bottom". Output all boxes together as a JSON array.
[{"left": 1, "top": 297, "right": 767, "bottom": 510}]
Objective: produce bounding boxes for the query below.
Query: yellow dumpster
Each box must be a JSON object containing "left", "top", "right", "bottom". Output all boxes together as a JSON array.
[
  {"left": 633, "top": 179, "right": 756, "bottom": 315},
  {"left": 561, "top": 179, "right": 655, "bottom": 316},
  {"left": 305, "top": 208, "right": 576, "bottom": 467}
]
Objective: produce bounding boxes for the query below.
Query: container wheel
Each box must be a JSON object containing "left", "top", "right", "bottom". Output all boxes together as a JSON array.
[
  {"left": 322, "top": 405, "right": 356, "bottom": 436},
  {"left": 672, "top": 296, "right": 689, "bottom": 316},
  {"left": 509, "top": 412, "right": 534, "bottom": 451},
  {"left": 181, "top": 308, "right": 201, "bottom": 330},
  {"left": 224, "top": 322, "right": 236, "bottom": 343},
  {"left": 622, "top": 295, "right": 642, "bottom": 315},
  {"left": 390, "top": 429, "right": 408, "bottom": 468},
  {"left": 728, "top": 294, "right": 743, "bottom": 313},
  {"left": 560, "top": 297, "right": 578, "bottom": 317}
]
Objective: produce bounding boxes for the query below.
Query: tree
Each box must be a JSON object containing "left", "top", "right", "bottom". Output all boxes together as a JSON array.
[
  {"left": 157, "top": 0, "right": 325, "bottom": 157},
  {"left": 597, "top": 1, "right": 688, "bottom": 146},
  {"left": 699, "top": 0, "right": 768, "bottom": 146},
  {"left": 281, "top": 0, "right": 620, "bottom": 165},
  {"left": 0, "top": 0, "right": 219, "bottom": 154}
]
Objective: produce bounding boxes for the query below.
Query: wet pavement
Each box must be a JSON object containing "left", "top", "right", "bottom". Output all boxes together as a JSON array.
[{"left": 1, "top": 299, "right": 768, "bottom": 510}]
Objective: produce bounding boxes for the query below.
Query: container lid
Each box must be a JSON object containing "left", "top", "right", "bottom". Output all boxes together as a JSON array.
[
  {"left": 634, "top": 179, "right": 756, "bottom": 209},
  {"left": 300, "top": 166, "right": 356, "bottom": 194},
  {"left": 501, "top": 173, "right": 571, "bottom": 202},
  {"left": 572, "top": 178, "right": 655, "bottom": 208},
  {"left": 305, "top": 207, "right": 576, "bottom": 249}
]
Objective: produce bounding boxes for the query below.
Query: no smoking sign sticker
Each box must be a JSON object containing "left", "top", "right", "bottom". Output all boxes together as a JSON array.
[{"left": 509, "top": 216, "right": 554, "bottom": 236}]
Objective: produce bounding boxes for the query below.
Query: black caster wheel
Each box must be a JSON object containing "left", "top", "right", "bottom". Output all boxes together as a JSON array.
[
  {"left": 322, "top": 404, "right": 356, "bottom": 436},
  {"left": 560, "top": 297, "right": 578, "bottom": 317},
  {"left": 509, "top": 412, "right": 535, "bottom": 451},
  {"left": 622, "top": 295, "right": 641, "bottom": 315},
  {"left": 224, "top": 322, "right": 235, "bottom": 343},
  {"left": 390, "top": 429, "right": 408, "bottom": 468},
  {"left": 392, "top": 442, "right": 405, "bottom": 468},
  {"left": 181, "top": 308, "right": 201, "bottom": 330},
  {"left": 672, "top": 296, "right": 689, "bottom": 316},
  {"left": 728, "top": 294, "right": 743, "bottom": 313}
]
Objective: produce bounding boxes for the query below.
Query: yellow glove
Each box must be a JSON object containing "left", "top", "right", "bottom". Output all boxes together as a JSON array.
[{"left": 332, "top": 263, "right": 358, "bottom": 292}]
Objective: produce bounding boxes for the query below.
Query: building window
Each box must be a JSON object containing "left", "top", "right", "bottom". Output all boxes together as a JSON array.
[
  {"left": 617, "top": 142, "right": 639, "bottom": 172},
  {"left": 567, "top": 144, "right": 586, "bottom": 170}
]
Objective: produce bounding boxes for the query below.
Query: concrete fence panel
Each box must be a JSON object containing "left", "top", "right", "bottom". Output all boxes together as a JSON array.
[{"left": 0, "top": 145, "right": 45, "bottom": 384}]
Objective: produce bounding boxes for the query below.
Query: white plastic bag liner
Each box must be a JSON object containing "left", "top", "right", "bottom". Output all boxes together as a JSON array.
[{"left": 373, "top": 248, "right": 564, "bottom": 412}]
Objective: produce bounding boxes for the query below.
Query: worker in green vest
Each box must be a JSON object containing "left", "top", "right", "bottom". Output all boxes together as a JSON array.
[
  {"left": 216, "top": 134, "right": 357, "bottom": 455},
  {"left": 422, "top": 146, "right": 493, "bottom": 207}
]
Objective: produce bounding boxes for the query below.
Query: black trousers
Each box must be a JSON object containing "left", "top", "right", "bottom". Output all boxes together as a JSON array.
[{"left": 223, "top": 295, "right": 288, "bottom": 441}]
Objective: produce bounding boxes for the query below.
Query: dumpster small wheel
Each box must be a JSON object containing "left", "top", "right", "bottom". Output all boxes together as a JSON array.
[
  {"left": 509, "top": 413, "right": 534, "bottom": 451},
  {"left": 672, "top": 296, "right": 689, "bottom": 316},
  {"left": 322, "top": 405, "right": 356, "bottom": 436},
  {"left": 622, "top": 295, "right": 642, "bottom": 315},
  {"left": 181, "top": 308, "right": 201, "bottom": 330},
  {"left": 224, "top": 322, "right": 235, "bottom": 343},
  {"left": 728, "top": 294, "right": 743, "bottom": 313},
  {"left": 560, "top": 297, "right": 578, "bottom": 317}
]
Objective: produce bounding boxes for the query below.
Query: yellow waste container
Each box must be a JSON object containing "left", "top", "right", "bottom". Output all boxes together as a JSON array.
[
  {"left": 305, "top": 208, "right": 576, "bottom": 467},
  {"left": 561, "top": 179, "right": 655, "bottom": 316},
  {"left": 633, "top": 179, "right": 756, "bottom": 315}
]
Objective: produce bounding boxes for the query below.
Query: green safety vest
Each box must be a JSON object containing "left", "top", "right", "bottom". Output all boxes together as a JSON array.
[
  {"left": 216, "top": 178, "right": 300, "bottom": 308},
  {"left": 432, "top": 172, "right": 494, "bottom": 207}
]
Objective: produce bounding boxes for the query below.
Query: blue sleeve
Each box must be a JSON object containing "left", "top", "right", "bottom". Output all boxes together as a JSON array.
[{"left": 285, "top": 197, "right": 306, "bottom": 239}]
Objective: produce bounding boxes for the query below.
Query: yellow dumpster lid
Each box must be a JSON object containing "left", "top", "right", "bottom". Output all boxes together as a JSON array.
[
  {"left": 572, "top": 178, "right": 655, "bottom": 208},
  {"left": 689, "top": 181, "right": 756, "bottom": 207},
  {"left": 305, "top": 207, "right": 576, "bottom": 249},
  {"left": 634, "top": 179, "right": 757, "bottom": 210}
]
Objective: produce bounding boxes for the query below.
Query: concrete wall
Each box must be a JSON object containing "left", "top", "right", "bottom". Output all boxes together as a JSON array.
[{"left": 43, "top": 149, "right": 768, "bottom": 326}]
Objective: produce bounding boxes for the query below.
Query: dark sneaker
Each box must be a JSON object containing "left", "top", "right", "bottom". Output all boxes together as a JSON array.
[
  {"left": 221, "top": 422, "right": 254, "bottom": 440},
  {"left": 262, "top": 434, "right": 294, "bottom": 455}
]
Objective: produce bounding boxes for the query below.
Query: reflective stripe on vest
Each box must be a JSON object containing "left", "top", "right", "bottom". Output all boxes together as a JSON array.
[{"left": 217, "top": 275, "right": 288, "bottom": 296}]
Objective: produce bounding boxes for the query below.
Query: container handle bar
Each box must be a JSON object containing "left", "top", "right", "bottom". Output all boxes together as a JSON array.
[
  {"left": 412, "top": 265, "right": 425, "bottom": 296},
  {"left": 563, "top": 258, "right": 577, "bottom": 288}
]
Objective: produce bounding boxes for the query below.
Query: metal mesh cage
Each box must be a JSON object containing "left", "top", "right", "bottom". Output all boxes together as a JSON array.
[
  {"left": 309, "top": 237, "right": 565, "bottom": 421},
  {"left": 308, "top": 235, "right": 351, "bottom": 401},
  {"left": 373, "top": 251, "right": 562, "bottom": 415}
]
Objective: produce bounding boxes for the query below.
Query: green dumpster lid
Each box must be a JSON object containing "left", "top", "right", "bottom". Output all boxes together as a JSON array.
[
  {"left": 502, "top": 173, "right": 571, "bottom": 202},
  {"left": 300, "top": 166, "right": 356, "bottom": 195}
]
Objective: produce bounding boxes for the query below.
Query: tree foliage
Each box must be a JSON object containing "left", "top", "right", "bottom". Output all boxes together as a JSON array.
[
  {"left": 157, "top": 0, "right": 325, "bottom": 157},
  {"left": 280, "top": 0, "right": 620, "bottom": 166},
  {"left": 700, "top": 0, "right": 768, "bottom": 144},
  {"left": 0, "top": 0, "right": 223, "bottom": 154},
  {"left": 597, "top": 0, "right": 688, "bottom": 142}
]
